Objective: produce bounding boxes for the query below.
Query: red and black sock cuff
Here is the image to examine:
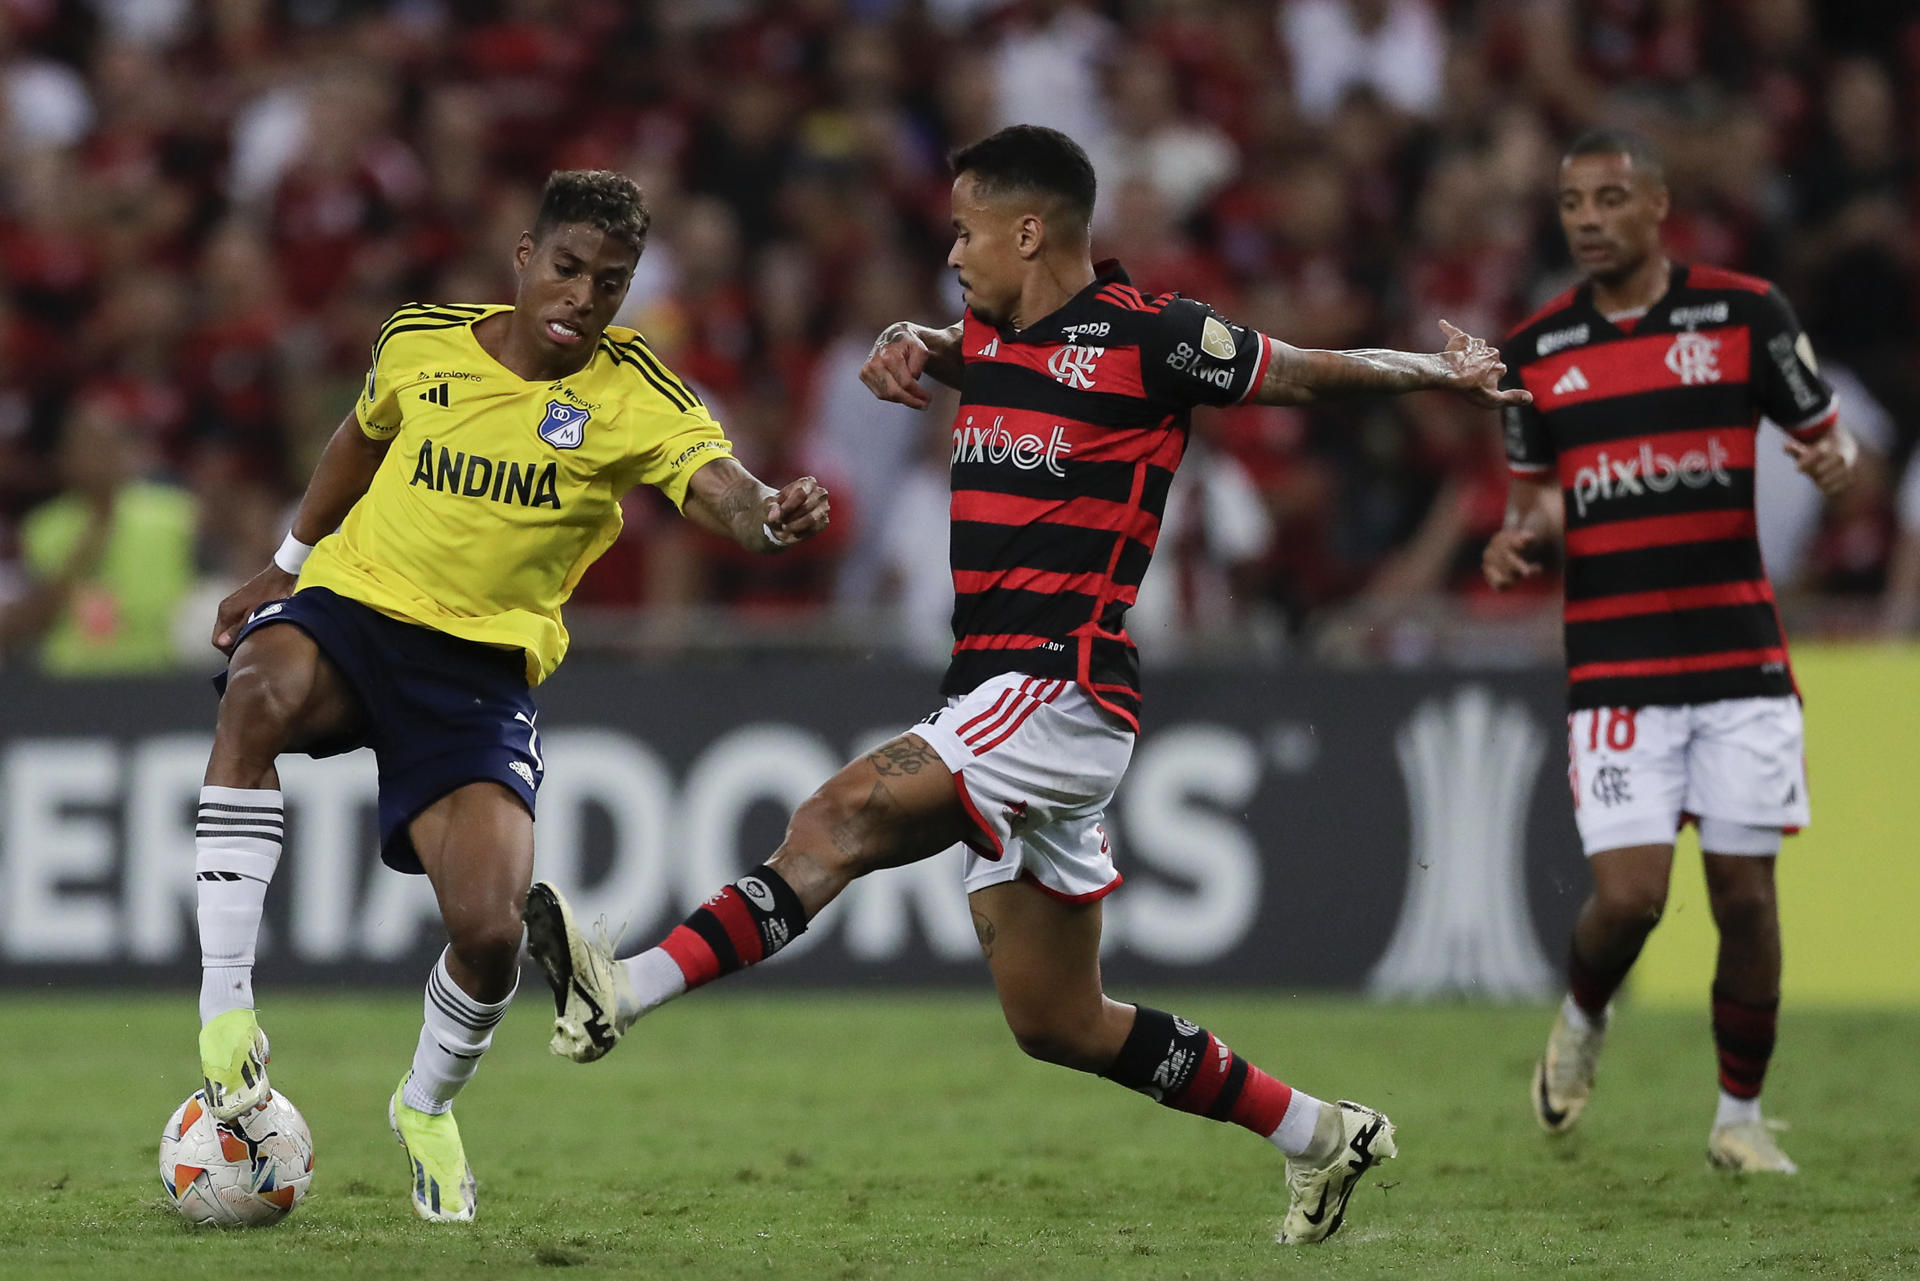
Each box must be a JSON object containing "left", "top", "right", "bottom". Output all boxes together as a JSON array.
[
  {"left": 1103, "top": 1006, "right": 1293, "bottom": 1136},
  {"left": 661, "top": 864, "right": 808, "bottom": 990},
  {"left": 1711, "top": 988, "right": 1779, "bottom": 1100},
  {"left": 1103, "top": 1005, "right": 1208, "bottom": 1101}
]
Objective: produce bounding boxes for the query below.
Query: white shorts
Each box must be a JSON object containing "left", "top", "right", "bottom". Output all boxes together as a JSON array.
[
  {"left": 909, "top": 673, "right": 1135, "bottom": 902},
  {"left": 1567, "top": 696, "right": 1810, "bottom": 857}
]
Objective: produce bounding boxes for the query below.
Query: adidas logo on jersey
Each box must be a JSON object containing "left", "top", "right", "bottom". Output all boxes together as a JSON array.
[
  {"left": 1552, "top": 367, "right": 1589, "bottom": 397},
  {"left": 978, "top": 338, "right": 999, "bottom": 358},
  {"left": 418, "top": 381, "right": 452, "bottom": 406}
]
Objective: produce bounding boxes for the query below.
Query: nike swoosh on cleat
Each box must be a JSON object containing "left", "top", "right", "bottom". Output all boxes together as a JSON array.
[
  {"left": 1535, "top": 1066, "right": 1570, "bottom": 1129},
  {"left": 1300, "top": 1184, "right": 1333, "bottom": 1226}
]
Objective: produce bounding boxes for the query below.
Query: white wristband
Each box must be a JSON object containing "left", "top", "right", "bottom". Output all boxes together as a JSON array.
[{"left": 272, "top": 532, "right": 314, "bottom": 575}]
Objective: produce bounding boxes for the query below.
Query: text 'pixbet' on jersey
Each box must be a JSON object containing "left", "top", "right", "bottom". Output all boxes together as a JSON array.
[
  {"left": 1570, "top": 436, "right": 1734, "bottom": 517},
  {"left": 408, "top": 438, "right": 562, "bottom": 509},
  {"left": 951, "top": 414, "right": 1074, "bottom": 477}
]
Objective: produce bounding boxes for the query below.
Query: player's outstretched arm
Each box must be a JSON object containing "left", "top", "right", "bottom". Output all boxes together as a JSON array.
[
  {"left": 1253, "top": 320, "right": 1534, "bottom": 409},
  {"left": 681, "top": 457, "right": 830, "bottom": 554},
  {"left": 213, "top": 412, "right": 391, "bottom": 652},
  {"left": 1483, "top": 474, "right": 1564, "bottom": 592},
  {"left": 860, "top": 321, "right": 964, "bottom": 409}
]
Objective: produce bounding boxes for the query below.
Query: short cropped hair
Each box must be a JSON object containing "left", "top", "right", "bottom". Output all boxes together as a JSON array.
[
  {"left": 950, "top": 125, "right": 1096, "bottom": 232},
  {"left": 532, "top": 170, "right": 651, "bottom": 256},
  {"left": 1564, "top": 127, "right": 1665, "bottom": 184}
]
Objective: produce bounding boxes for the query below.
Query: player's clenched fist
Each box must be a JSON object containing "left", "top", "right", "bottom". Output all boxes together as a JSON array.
[
  {"left": 1482, "top": 527, "right": 1545, "bottom": 591},
  {"left": 764, "top": 475, "right": 830, "bottom": 547},
  {"left": 860, "top": 323, "right": 933, "bottom": 409}
]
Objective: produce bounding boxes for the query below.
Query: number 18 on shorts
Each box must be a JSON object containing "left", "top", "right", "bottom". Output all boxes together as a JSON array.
[{"left": 1566, "top": 696, "right": 1811, "bottom": 857}]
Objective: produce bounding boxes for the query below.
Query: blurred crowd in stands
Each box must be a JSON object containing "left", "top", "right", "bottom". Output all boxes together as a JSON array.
[{"left": 2, "top": 0, "right": 1919, "bottom": 673}]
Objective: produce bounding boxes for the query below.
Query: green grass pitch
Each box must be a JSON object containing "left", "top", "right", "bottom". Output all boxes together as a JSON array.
[{"left": 1, "top": 991, "right": 1914, "bottom": 1280}]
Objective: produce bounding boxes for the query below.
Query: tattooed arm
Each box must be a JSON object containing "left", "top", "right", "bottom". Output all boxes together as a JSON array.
[
  {"left": 860, "top": 320, "right": 965, "bottom": 409},
  {"left": 1251, "top": 320, "right": 1534, "bottom": 409},
  {"left": 681, "top": 457, "right": 830, "bottom": 553}
]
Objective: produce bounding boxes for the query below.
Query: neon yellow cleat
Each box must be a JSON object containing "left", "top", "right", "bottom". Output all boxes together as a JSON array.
[
  {"left": 199, "top": 1008, "right": 271, "bottom": 1121},
  {"left": 389, "top": 1075, "right": 476, "bottom": 1222}
]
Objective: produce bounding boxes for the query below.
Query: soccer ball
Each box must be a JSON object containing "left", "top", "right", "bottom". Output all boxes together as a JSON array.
[{"left": 159, "top": 1088, "right": 314, "bottom": 1227}]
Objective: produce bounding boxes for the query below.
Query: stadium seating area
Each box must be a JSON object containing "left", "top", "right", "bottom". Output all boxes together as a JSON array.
[{"left": 1, "top": 0, "right": 1916, "bottom": 667}]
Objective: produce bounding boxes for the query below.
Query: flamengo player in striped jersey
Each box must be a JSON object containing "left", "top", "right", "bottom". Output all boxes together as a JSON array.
[
  {"left": 521, "top": 125, "right": 1528, "bottom": 1245},
  {"left": 194, "top": 171, "right": 829, "bottom": 1221},
  {"left": 1485, "top": 130, "right": 1858, "bottom": 1174}
]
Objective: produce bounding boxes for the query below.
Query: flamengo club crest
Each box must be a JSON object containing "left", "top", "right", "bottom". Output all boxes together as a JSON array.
[
  {"left": 1665, "top": 332, "right": 1722, "bottom": 385},
  {"left": 538, "top": 400, "right": 589, "bottom": 449},
  {"left": 1368, "top": 685, "right": 1556, "bottom": 1000}
]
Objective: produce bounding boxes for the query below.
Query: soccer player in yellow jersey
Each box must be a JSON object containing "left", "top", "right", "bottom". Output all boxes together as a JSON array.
[{"left": 192, "top": 171, "right": 829, "bottom": 1222}]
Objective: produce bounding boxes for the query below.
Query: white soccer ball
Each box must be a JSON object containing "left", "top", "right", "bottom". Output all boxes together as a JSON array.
[{"left": 159, "top": 1088, "right": 314, "bottom": 1227}]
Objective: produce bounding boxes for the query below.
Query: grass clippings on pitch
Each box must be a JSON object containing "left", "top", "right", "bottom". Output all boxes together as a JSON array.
[{"left": 0, "top": 992, "right": 1913, "bottom": 1280}]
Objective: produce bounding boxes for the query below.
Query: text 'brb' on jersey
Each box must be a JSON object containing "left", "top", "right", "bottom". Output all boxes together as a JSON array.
[
  {"left": 946, "top": 264, "right": 1270, "bottom": 730},
  {"left": 299, "top": 302, "right": 733, "bottom": 685},
  {"left": 1500, "top": 263, "right": 1837, "bottom": 711}
]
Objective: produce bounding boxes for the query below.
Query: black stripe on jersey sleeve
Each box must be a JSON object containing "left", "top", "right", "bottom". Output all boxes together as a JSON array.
[
  {"left": 1542, "top": 386, "right": 1756, "bottom": 448},
  {"left": 374, "top": 317, "right": 480, "bottom": 365},
  {"left": 1565, "top": 602, "right": 1784, "bottom": 663},
  {"left": 599, "top": 341, "right": 695, "bottom": 412},
  {"left": 953, "top": 586, "right": 1101, "bottom": 638},
  {"left": 966, "top": 362, "right": 1179, "bottom": 426},
  {"left": 624, "top": 337, "right": 705, "bottom": 408},
  {"left": 948, "top": 521, "right": 1122, "bottom": 575},
  {"left": 1564, "top": 539, "right": 1767, "bottom": 598},
  {"left": 1569, "top": 665, "right": 1794, "bottom": 711},
  {"left": 949, "top": 458, "right": 1144, "bottom": 505},
  {"left": 1563, "top": 471, "right": 1754, "bottom": 525},
  {"left": 375, "top": 303, "right": 483, "bottom": 345}
]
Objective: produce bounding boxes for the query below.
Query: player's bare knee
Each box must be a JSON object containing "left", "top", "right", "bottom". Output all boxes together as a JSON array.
[
  {"left": 1003, "top": 1007, "right": 1104, "bottom": 1070},
  {"left": 1597, "top": 882, "right": 1667, "bottom": 931},
  {"left": 1706, "top": 881, "right": 1776, "bottom": 934},
  {"left": 445, "top": 913, "right": 523, "bottom": 987},
  {"left": 212, "top": 668, "right": 303, "bottom": 764},
  {"left": 782, "top": 781, "right": 881, "bottom": 880}
]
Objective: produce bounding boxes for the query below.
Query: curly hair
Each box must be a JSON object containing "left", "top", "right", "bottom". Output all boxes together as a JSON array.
[{"left": 532, "top": 169, "right": 651, "bottom": 256}]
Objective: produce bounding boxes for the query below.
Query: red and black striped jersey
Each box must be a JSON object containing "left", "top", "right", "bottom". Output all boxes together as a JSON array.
[
  {"left": 943, "top": 262, "right": 1271, "bottom": 730},
  {"left": 1500, "top": 262, "right": 1838, "bottom": 711}
]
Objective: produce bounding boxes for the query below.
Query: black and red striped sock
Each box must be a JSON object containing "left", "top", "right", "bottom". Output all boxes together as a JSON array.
[
  {"left": 658, "top": 865, "right": 808, "bottom": 991},
  {"left": 1711, "top": 988, "right": 1778, "bottom": 1100},
  {"left": 1101, "top": 1006, "right": 1317, "bottom": 1152}
]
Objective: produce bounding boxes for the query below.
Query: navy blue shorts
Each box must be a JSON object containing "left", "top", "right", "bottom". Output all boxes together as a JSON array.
[{"left": 220, "top": 587, "right": 543, "bottom": 875}]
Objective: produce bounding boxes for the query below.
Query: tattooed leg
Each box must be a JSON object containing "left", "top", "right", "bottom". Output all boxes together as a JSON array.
[{"left": 764, "top": 734, "right": 975, "bottom": 916}]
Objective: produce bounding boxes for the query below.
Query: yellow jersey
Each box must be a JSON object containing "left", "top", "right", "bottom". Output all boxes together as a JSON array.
[{"left": 299, "top": 303, "right": 733, "bottom": 684}]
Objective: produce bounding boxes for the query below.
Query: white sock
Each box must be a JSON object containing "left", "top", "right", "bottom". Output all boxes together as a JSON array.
[
  {"left": 1562, "top": 994, "right": 1607, "bottom": 1033},
  {"left": 1714, "top": 1090, "right": 1763, "bottom": 1129},
  {"left": 1270, "top": 1090, "right": 1328, "bottom": 1159},
  {"left": 196, "top": 785, "right": 284, "bottom": 1024},
  {"left": 617, "top": 948, "right": 687, "bottom": 1024},
  {"left": 403, "top": 950, "right": 514, "bottom": 1115}
]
